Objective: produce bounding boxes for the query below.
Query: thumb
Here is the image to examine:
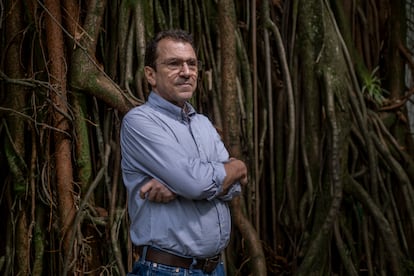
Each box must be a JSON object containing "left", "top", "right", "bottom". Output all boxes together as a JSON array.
[{"left": 140, "top": 182, "right": 152, "bottom": 199}]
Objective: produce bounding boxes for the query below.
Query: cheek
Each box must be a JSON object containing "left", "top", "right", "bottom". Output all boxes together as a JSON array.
[{"left": 166, "top": 72, "right": 178, "bottom": 80}]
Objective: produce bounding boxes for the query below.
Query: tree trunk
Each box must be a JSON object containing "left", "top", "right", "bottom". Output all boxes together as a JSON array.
[
  {"left": 1, "top": 1, "right": 414, "bottom": 275},
  {"left": 219, "top": 0, "right": 267, "bottom": 275},
  {"left": 44, "top": 0, "right": 76, "bottom": 270},
  {"left": 4, "top": 0, "right": 30, "bottom": 275}
]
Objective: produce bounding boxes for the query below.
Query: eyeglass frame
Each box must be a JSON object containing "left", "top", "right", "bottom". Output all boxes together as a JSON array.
[{"left": 155, "top": 58, "right": 203, "bottom": 72}]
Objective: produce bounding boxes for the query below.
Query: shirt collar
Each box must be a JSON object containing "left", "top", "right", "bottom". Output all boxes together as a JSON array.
[{"left": 147, "top": 92, "right": 196, "bottom": 122}]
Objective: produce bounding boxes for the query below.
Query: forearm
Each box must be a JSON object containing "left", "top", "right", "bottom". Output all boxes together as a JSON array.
[{"left": 221, "top": 158, "right": 248, "bottom": 194}]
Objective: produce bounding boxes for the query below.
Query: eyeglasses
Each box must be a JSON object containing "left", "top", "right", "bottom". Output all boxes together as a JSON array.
[{"left": 157, "top": 58, "right": 202, "bottom": 72}]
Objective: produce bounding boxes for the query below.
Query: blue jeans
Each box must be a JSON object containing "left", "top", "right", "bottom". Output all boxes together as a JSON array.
[{"left": 127, "top": 258, "right": 225, "bottom": 276}]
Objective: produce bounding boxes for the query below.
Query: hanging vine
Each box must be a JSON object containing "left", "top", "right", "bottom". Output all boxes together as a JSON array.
[{"left": 1, "top": 0, "right": 413, "bottom": 275}]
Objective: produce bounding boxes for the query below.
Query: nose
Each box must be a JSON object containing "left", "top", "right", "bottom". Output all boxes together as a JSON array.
[{"left": 180, "top": 62, "right": 191, "bottom": 75}]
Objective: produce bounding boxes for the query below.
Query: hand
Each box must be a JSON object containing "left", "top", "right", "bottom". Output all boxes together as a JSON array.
[
  {"left": 140, "top": 178, "right": 176, "bottom": 203},
  {"left": 228, "top": 158, "right": 248, "bottom": 186},
  {"left": 222, "top": 158, "right": 248, "bottom": 193}
]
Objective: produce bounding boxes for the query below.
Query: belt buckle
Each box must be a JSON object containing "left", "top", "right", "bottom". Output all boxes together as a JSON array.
[{"left": 202, "top": 255, "right": 220, "bottom": 273}]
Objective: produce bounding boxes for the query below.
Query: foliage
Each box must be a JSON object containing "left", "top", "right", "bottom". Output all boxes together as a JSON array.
[{"left": 361, "top": 67, "right": 387, "bottom": 108}]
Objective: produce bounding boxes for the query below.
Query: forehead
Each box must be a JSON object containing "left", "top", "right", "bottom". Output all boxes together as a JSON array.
[{"left": 156, "top": 38, "right": 196, "bottom": 60}]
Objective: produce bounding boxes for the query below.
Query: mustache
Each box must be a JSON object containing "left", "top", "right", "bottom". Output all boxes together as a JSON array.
[{"left": 175, "top": 78, "right": 194, "bottom": 85}]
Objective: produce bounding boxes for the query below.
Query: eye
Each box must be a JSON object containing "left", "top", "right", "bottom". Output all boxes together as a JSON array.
[
  {"left": 167, "top": 60, "right": 181, "bottom": 67},
  {"left": 186, "top": 59, "right": 197, "bottom": 67}
]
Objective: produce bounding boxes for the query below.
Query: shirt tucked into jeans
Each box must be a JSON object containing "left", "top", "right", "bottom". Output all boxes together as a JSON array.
[{"left": 127, "top": 259, "right": 225, "bottom": 276}]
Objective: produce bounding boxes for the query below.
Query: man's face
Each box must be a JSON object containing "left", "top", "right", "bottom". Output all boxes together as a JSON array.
[{"left": 144, "top": 38, "right": 198, "bottom": 107}]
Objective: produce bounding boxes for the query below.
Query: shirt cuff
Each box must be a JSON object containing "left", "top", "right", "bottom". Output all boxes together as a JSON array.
[{"left": 218, "top": 183, "right": 241, "bottom": 201}]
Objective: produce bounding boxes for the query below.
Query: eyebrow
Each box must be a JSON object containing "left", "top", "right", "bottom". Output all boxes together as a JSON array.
[{"left": 164, "top": 58, "right": 197, "bottom": 61}]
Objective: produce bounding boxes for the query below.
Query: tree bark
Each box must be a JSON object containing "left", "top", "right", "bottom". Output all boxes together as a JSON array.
[
  {"left": 4, "top": 0, "right": 30, "bottom": 275},
  {"left": 44, "top": 0, "right": 76, "bottom": 269},
  {"left": 1, "top": 1, "right": 414, "bottom": 275},
  {"left": 70, "top": 0, "right": 140, "bottom": 115},
  {"left": 218, "top": 0, "right": 267, "bottom": 275}
]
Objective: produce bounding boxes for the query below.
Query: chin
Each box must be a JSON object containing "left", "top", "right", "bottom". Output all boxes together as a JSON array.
[{"left": 179, "top": 91, "right": 194, "bottom": 98}]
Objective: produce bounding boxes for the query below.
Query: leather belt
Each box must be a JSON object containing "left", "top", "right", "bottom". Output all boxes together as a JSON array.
[{"left": 134, "top": 246, "right": 220, "bottom": 273}]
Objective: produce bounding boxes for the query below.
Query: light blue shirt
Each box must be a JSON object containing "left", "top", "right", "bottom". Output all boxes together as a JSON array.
[{"left": 121, "top": 92, "right": 241, "bottom": 258}]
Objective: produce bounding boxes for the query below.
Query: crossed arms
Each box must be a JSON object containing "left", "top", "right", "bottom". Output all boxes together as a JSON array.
[{"left": 140, "top": 158, "right": 248, "bottom": 203}]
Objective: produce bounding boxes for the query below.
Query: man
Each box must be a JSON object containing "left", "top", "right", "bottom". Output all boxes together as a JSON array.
[{"left": 121, "top": 29, "right": 248, "bottom": 276}]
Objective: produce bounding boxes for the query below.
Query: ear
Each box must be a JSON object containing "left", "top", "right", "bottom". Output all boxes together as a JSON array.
[{"left": 144, "top": 66, "right": 156, "bottom": 87}]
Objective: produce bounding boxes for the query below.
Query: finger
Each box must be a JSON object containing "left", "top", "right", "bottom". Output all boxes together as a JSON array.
[
  {"left": 140, "top": 183, "right": 153, "bottom": 199},
  {"left": 147, "top": 188, "right": 158, "bottom": 201},
  {"left": 140, "top": 189, "right": 147, "bottom": 199},
  {"left": 164, "top": 193, "right": 176, "bottom": 203},
  {"left": 240, "top": 175, "right": 248, "bottom": 186},
  {"left": 140, "top": 182, "right": 152, "bottom": 193},
  {"left": 154, "top": 192, "right": 163, "bottom": 203}
]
